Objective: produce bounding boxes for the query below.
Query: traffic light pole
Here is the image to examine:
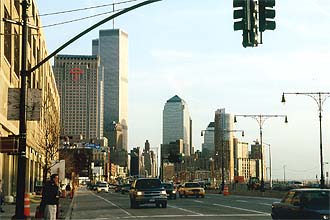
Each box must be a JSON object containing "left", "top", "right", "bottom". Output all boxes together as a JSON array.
[
  {"left": 13, "top": 1, "right": 162, "bottom": 218},
  {"left": 13, "top": 1, "right": 29, "bottom": 219}
]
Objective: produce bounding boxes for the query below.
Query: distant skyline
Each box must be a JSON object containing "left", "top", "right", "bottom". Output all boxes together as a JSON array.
[{"left": 36, "top": 0, "right": 330, "bottom": 181}]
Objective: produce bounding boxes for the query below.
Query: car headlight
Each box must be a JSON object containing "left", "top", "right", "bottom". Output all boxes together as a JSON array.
[
  {"left": 161, "top": 190, "right": 167, "bottom": 195},
  {"left": 136, "top": 191, "right": 144, "bottom": 196},
  {"left": 322, "top": 215, "right": 329, "bottom": 220},
  {"left": 172, "top": 190, "right": 176, "bottom": 194}
]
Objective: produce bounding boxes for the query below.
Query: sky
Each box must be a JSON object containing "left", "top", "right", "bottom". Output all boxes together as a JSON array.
[{"left": 35, "top": 0, "right": 330, "bottom": 181}]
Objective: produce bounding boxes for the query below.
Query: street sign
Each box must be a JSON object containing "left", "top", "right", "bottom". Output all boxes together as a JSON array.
[
  {"left": 7, "top": 88, "right": 41, "bottom": 121},
  {"left": 0, "top": 136, "right": 19, "bottom": 153}
]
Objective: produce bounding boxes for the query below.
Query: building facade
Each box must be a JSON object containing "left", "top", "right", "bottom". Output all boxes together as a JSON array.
[
  {"left": 163, "top": 95, "right": 192, "bottom": 156},
  {"left": 0, "top": 0, "right": 60, "bottom": 197},
  {"left": 202, "top": 122, "right": 215, "bottom": 158},
  {"left": 53, "top": 55, "right": 102, "bottom": 140},
  {"left": 214, "top": 109, "right": 235, "bottom": 182},
  {"left": 92, "top": 29, "right": 128, "bottom": 151}
]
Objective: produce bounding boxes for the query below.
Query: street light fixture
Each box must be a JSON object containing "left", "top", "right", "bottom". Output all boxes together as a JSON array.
[
  {"left": 281, "top": 92, "right": 330, "bottom": 189},
  {"left": 234, "top": 114, "right": 288, "bottom": 192}
]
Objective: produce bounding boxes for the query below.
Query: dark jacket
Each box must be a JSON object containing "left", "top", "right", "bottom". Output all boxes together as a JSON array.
[{"left": 41, "top": 180, "right": 60, "bottom": 206}]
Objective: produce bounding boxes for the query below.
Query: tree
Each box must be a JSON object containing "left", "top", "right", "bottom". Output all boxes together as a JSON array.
[{"left": 37, "top": 94, "right": 60, "bottom": 184}]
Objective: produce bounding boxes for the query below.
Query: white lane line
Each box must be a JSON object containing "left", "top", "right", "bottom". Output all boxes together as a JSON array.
[
  {"left": 120, "top": 213, "right": 270, "bottom": 218},
  {"left": 258, "top": 202, "right": 272, "bottom": 206},
  {"left": 192, "top": 200, "right": 204, "bottom": 203},
  {"left": 236, "top": 200, "right": 248, "bottom": 203},
  {"left": 92, "top": 192, "right": 132, "bottom": 216},
  {"left": 168, "top": 205, "right": 204, "bottom": 216},
  {"left": 213, "top": 203, "right": 269, "bottom": 214}
]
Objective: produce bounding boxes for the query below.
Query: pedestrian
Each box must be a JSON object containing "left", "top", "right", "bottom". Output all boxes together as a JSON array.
[
  {"left": 40, "top": 174, "right": 60, "bottom": 220},
  {"left": 65, "top": 183, "right": 71, "bottom": 199},
  {"left": 0, "top": 179, "right": 4, "bottom": 213}
]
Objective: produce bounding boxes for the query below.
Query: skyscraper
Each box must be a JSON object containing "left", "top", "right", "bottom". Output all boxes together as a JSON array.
[
  {"left": 54, "top": 55, "right": 102, "bottom": 140},
  {"left": 92, "top": 29, "right": 128, "bottom": 151},
  {"left": 163, "top": 95, "right": 192, "bottom": 156}
]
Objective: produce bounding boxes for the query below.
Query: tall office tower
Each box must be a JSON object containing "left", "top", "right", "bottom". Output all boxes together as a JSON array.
[
  {"left": 202, "top": 122, "right": 215, "bottom": 157},
  {"left": 214, "top": 108, "right": 234, "bottom": 182},
  {"left": 54, "top": 55, "right": 103, "bottom": 140},
  {"left": 92, "top": 29, "right": 128, "bottom": 151},
  {"left": 163, "top": 95, "right": 192, "bottom": 156}
]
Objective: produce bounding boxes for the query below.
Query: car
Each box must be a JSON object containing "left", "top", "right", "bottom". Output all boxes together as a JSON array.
[
  {"left": 129, "top": 178, "right": 167, "bottom": 208},
  {"left": 178, "top": 182, "right": 205, "bottom": 198},
  {"left": 121, "top": 183, "right": 131, "bottom": 194},
  {"left": 161, "top": 182, "right": 177, "bottom": 199},
  {"left": 97, "top": 182, "right": 109, "bottom": 193},
  {"left": 271, "top": 188, "right": 330, "bottom": 219}
]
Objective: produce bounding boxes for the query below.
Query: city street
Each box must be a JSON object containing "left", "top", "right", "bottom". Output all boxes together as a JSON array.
[{"left": 69, "top": 187, "right": 280, "bottom": 220}]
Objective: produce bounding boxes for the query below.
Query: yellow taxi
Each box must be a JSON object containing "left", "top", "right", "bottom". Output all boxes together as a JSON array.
[{"left": 178, "top": 182, "right": 205, "bottom": 198}]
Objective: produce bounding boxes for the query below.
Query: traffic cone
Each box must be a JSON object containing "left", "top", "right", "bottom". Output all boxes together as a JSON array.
[
  {"left": 24, "top": 193, "right": 31, "bottom": 219},
  {"left": 223, "top": 185, "right": 229, "bottom": 196}
]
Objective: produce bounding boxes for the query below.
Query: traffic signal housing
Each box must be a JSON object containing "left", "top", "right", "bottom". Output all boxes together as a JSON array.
[
  {"left": 259, "top": 0, "right": 276, "bottom": 32},
  {"left": 233, "top": 0, "right": 250, "bottom": 31}
]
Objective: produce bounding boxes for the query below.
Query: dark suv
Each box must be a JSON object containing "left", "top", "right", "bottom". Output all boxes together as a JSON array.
[{"left": 129, "top": 178, "right": 167, "bottom": 208}]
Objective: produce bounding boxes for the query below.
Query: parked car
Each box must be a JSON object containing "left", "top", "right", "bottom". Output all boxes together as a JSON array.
[
  {"left": 178, "top": 182, "right": 205, "bottom": 198},
  {"left": 97, "top": 182, "right": 109, "bottom": 193},
  {"left": 271, "top": 188, "right": 330, "bottom": 219},
  {"left": 129, "top": 178, "right": 167, "bottom": 208},
  {"left": 161, "top": 182, "right": 177, "bottom": 199}
]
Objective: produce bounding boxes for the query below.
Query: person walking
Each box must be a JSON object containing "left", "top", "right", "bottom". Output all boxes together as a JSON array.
[
  {"left": 0, "top": 179, "right": 4, "bottom": 213},
  {"left": 41, "top": 174, "right": 60, "bottom": 220}
]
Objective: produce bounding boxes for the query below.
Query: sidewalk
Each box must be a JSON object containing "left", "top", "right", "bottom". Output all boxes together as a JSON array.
[{"left": 0, "top": 194, "right": 73, "bottom": 220}]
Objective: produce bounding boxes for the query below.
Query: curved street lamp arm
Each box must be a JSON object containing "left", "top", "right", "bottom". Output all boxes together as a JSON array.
[{"left": 28, "top": 0, "right": 162, "bottom": 74}]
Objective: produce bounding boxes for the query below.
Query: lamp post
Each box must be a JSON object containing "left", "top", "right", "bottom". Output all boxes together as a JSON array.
[
  {"left": 201, "top": 128, "right": 244, "bottom": 193},
  {"left": 234, "top": 114, "right": 288, "bottom": 192},
  {"left": 13, "top": 1, "right": 162, "bottom": 218},
  {"left": 282, "top": 92, "right": 330, "bottom": 189}
]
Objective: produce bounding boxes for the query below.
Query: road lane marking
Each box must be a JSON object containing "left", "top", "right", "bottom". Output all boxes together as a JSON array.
[
  {"left": 236, "top": 200, "right": 248, "bottom": 203},
  {"left": 258, "top": 202, "right": 272, "bottom": 206},
  {"left": 192, "top": 200, "right": 204, "bottom": 203},
  {"left": 212, "top": 203, "right": 269, "bottom": 214},
  {"left": 120, "top": 213, "right": 270, "bottom": 218},
  {"left": 92, "top": 192, "right": 132, "bottom": 216},
  {"left": 168, "top": 205, "right": 203, "bottom": 216}
]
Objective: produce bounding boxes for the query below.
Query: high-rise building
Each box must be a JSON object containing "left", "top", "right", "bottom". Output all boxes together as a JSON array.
[
  {"left": 163, "top": 95, "right": 192, "bottom": 156},
  {"left": 214, "top": 108, "right": 234, "bottom": 182},
  {"left": 92, "top": 29, "right": 128, "bottom": 151},
  {"left": 54, "top": 55, "right": 102, "bottom": 140},
  {"left": 202, "top": 122, "right": 215, "bottom": 157}
]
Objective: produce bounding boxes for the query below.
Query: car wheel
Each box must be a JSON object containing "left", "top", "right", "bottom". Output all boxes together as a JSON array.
[
  {"left": 156, "top": 203, "right": 161, "bottom": 208},
  {"left": 179, "top": 193, "right": 183, "bottom": 198},
  {"left": 184, "top": 192, "right": 188, "bottom": 198},
  {"left": 162, "top": 202, "right": 167, "bottom": 208}
]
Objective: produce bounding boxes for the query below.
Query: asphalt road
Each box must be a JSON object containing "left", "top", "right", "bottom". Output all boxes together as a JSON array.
[{"left": 69, "top": 187, "right": 280, "bottom": 220}]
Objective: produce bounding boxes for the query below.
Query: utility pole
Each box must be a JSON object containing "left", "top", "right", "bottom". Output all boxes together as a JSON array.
[{"left": 13, "top": 0, "right": 29, "bottom": 219}]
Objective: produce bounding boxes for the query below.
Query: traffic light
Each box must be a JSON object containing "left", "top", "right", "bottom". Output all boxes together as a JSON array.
[
  {"left": 249, "top": 0, "right": 259, "bottom": 46},
  {"left": 259, "top": 0, "right": 276, "bottom": 32},
  {"left": 234, "top": 0, "right": 259, "bottom": 47},
  {"left": 233, "top": 0, "right": 250, "bottom": 31}
]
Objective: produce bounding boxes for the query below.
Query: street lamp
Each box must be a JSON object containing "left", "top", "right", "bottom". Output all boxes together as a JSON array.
[
  {"left": 234, "top": 114, "right": 288, "bottom": 192},
  {"left": 14, "top": 1, "right": 163, "bottom": 218},
  {"left": 201, "top": 128, "right": 244, "bottom": 193},
  {"left": 282, "top": 92, "right": 330, "bottom": 189}
]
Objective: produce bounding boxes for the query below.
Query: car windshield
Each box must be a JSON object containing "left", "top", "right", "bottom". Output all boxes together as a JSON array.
[
  {"left": 302, "top": 191, "right": 330, "bottom": 210},
  {"left": 185, "top": 183, "right": 200, "bottom": 188},
  {"left": 98, "top": 183, "right": 107, "bottom": 187},
  {"left": 136, "top": 179, "right": 161, "bottom": 189}
]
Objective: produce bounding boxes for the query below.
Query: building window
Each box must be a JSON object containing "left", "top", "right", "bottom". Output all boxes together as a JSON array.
[
  {"left": 14, "top": 29, "right": 20, "bottom": 77},
  {"left": 4, "top": 8, "right": 12, "bottom": 64}
]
